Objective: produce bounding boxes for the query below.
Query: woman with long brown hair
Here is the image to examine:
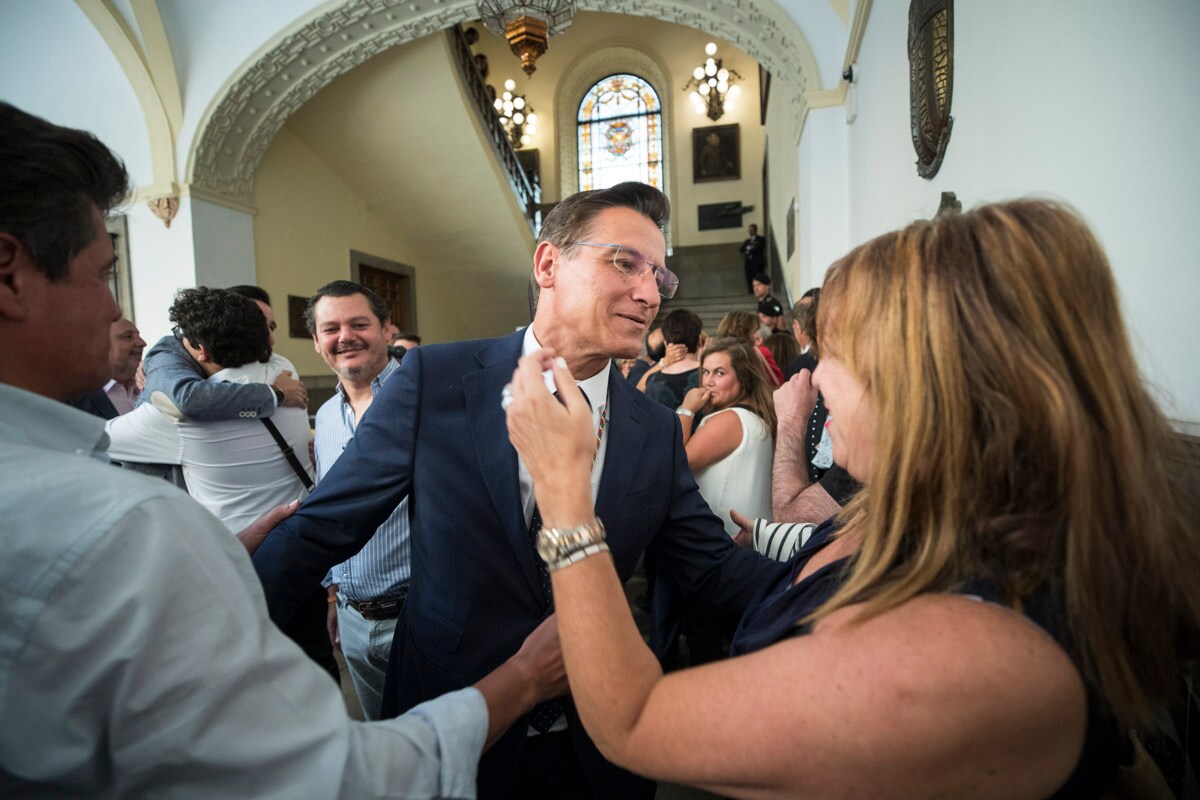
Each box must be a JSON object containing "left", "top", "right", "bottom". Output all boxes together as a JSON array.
[
  {"left": 675, "top": 337, "right": 776, "bottom": 537},
  {"left": 504, "top": 199, "right": 1200, "bottom": 798}
]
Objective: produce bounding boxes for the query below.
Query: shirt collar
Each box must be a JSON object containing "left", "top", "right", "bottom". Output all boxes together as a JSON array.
[
  {"left": 0, "top": 383, "right": 110, "bottom": 460},
  {"left": 520, "top": 325, "right": 611, "bottom": 410},
  {"left": 335, "top": 355, "right": 401, "bottom": 401}
]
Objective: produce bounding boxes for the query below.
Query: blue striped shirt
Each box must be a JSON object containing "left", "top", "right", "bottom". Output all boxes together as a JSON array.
[{"left": 316, "top": 357, "right": 410, "bottom": 600}]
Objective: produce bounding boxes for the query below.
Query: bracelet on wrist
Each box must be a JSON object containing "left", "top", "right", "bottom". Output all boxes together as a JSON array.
[
  {"left": 676, "top": 406, "right": 694, "bottom": 418},
  {"left": 548, "top": 542, "right": 610, "bottom": 572}
]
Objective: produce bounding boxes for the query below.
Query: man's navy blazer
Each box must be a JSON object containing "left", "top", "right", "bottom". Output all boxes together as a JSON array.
[{"left": 252, "top": 329, "right": 788, "bottom": 797}]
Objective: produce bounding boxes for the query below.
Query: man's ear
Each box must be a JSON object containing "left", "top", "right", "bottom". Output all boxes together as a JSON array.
[
  {"left": 531, "top": 241, "right": 560, "bottom": 290},
  {"left": 0, "top": 233, "right": 38, "bottom": 321}
]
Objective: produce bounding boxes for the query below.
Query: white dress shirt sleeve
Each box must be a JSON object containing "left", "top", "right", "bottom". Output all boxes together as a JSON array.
[
  {"left": 2, "top": 494, "right": 486, "bottom": 799},
  {"left": 104, "top": 403, "right": 184, "bottom": 465}
]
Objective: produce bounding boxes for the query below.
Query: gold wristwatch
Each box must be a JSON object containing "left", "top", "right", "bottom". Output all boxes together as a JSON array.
[{"left": 536, "top": 517, "right": 608, "bottom": 572}]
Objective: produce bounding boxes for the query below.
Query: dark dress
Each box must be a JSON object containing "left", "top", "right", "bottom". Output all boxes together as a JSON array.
[
  {"left": 730, "top": 519, "right": 1124, "bottom": 798},
  {"left": 643, "top": 368, "right": 699, "bottom": 409}
]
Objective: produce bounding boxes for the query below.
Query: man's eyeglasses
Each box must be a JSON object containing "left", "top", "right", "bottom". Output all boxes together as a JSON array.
[
  {"left": 172, "top": 326, "right": 185, "bottom": 341},
  {"left": 571, "top": 241, "right": 678, "bottom": 299}
]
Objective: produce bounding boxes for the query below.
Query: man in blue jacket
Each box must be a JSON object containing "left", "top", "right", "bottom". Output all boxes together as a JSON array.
[{"left": 253, "top": 182, "right": 789, "bottom": 799}]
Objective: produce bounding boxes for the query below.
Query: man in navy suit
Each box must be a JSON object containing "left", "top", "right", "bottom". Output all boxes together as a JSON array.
[{"left": 253, "top": 182, "right": 788, "bottom": 798}]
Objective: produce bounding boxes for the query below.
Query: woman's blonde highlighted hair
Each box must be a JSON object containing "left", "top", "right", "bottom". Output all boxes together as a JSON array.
[{"left": 814, "top": 199, "right": 1200, "bottom": 729}]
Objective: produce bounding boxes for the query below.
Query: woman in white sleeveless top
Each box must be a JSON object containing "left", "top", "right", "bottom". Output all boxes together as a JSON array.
[{"left": 676, "top": 338, "right": 777, "bottom": 536}]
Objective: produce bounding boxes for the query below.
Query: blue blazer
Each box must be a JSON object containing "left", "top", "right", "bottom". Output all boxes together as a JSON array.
[{"left": 253, "top": 329, "right": 788, "bottom": 797}]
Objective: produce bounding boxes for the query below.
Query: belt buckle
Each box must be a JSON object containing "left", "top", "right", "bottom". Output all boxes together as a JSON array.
[{"left": 355, "top": 593, "right": 405, "bottom": 620}]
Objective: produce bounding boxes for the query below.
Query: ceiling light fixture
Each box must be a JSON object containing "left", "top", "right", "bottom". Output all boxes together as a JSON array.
[
  {"left": 684, "top": 41, "right": 743, "bottom": 121},
  {"left": 476, "top": 0, "right": 576, "bottom": 76}
]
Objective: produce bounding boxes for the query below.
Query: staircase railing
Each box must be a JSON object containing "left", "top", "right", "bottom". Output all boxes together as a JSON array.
[{"left": 447, "top": 26, "right": 542, "bottom": 233}]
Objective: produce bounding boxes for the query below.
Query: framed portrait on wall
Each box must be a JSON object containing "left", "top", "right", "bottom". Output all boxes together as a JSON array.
[{"left": 692, "top": 124, "right": 740, "bottom": 182}]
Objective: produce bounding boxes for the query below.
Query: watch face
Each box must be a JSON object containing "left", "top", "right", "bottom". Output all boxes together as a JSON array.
[{"left": 536, "top": 528, "right": 558, "bottom": 564}]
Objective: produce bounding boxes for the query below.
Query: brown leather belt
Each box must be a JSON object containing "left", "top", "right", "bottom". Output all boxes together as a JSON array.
[{"left": 346, "top": 591, "right": 407, "bottom": 621}]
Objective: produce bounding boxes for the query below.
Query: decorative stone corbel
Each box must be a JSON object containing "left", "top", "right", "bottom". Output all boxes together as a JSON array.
[{"left": 147, "top": 196, "right": 180, "bottom": 228}]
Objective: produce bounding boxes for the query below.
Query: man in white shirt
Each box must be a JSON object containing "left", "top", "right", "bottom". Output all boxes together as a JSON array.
[
  {"left": 0, "top": 100, "right": 565, "bottom": 799},
  {"left": 107, "top": 286, "right": 313, "bottom": 532}
]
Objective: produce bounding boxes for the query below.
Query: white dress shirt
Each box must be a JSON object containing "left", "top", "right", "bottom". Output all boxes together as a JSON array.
[
  {"left": 517, "top": 325, "right": 610, "bottom": 528},
  {"left": 104, "top": 354, "right": 313, "bottom": 532},
  {"left": 0, "top": 383, "right": 487, "bottom": 799}
]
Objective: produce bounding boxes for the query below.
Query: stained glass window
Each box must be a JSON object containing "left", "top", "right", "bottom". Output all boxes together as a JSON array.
[{"left": 577, "top": 74, "right": 663, "bottom": 191}]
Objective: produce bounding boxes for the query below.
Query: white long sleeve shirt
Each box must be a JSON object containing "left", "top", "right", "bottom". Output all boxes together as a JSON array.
[{"left": 0, "top": 383, "right": 486, "bottom": 798}]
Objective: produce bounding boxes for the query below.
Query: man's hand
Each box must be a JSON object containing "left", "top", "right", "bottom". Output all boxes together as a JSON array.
[
  {"left": 729, "top": 509, "right": 754, "bottom": 549},
  {"left": 473, "top": 614, "right": 568, "bottom": 749},
  {"left": 774, "top": 369, "right": 817, "bottom": 431},
  {"left": 273, "top": 373, "right": 308, "bottom": 409},
  {"left": 235, "top": 498, "right": 300, "bottom": 555},
  {"left": 513, "top": 615, "right": 568, "bottom": 704},
  {"left": 135, "top": 362, "right": 147, "bottom": 392},
  {"left": 326, "top": 591, "right": 341, "bottom": 651}
]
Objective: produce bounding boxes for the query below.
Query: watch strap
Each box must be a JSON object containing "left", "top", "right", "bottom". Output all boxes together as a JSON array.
[{"left": 548, "top": 542, "right": 610, "bottom": 572}]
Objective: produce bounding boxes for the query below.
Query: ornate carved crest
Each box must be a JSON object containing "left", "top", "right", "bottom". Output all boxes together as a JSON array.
[{"left": 908, "top": 0, "right": 953, "bottom": 179}]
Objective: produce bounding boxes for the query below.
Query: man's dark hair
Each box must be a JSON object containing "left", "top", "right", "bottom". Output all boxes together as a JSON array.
[
  {"left": 538, "top": 182, "right": 670, "bottom": 252},
  {"left": 395, "top": 331, "right": 421, "bottom": 344},
  {"left": 752, "top": 272, "right": 771, "bottom": 286},
  {"left": 170, "top": 287, "right": 270, "bottom": 367},
  {"left": 304, "top": 280, "right": 390, "bottom": 335},
  {"left": 792, "top": 288, "right": 821, "bottom": 351},
  {"left": 227, "top": 285, "right": 272, "bottom": 305},
  {"left": 532, "top": 182, "right": 671, "bottom": 308},
  {"left": 0, "top": 102, "right": 130, "bottom": 281},
  {"left": 661, "top": 308, "right": 702, "bottom": 352}
]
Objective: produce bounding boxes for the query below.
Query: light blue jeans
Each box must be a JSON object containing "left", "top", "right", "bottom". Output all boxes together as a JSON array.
[{"left": 336, "top": 599, "right": 399, "bottom": 720}]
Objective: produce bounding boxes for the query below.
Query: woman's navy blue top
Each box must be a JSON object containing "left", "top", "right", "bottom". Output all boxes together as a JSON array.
[{"left": 728, "top": 519, "right": 1124, "bottom": 798}]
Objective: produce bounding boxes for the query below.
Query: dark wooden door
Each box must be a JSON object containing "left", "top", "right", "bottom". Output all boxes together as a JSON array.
[{"left": 359, "top": 264, "right": 409, "bottom": 330}]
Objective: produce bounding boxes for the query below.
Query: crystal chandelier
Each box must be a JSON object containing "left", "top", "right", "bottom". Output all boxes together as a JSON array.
[
  {"left": 494, "top": 79, "right": 539, "bottom": 148},
  {"left": 476, "top": 0, "right": 576, "bottom": 76},
  {"left": 684, "top": 42, "right": 743, "bottom": 121}
]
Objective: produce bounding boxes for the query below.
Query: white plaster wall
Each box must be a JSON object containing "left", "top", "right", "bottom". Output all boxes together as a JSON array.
[
  {"left": 796, "top": 105, "right": 850, "bottom": 294},
  {"left": 845, "top": 0, "right": 1200, "bottom": 426},
  {"left": 772, "top": 0, "right": 847, "bottom": 89},
  {"left": 125, "top": 198, "right": 197, "bottom": 341},
  {"left": 0, "top": 0, "right": 154, "bottom": 187},
  {"left": 191, "top": 199, "right": 257, "bottom": 289}
]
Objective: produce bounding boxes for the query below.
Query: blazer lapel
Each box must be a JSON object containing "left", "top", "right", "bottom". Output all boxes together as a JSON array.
[{"left": 463, "top": 331, "right": 545, "bottom": 600}]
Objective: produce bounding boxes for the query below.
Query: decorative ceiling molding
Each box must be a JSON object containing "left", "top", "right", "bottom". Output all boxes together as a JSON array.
[{"left": 187, "top": 0, "right": 819, "bottom": 207}]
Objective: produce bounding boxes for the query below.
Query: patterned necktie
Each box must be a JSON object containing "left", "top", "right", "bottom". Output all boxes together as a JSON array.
[{"left": 526, "top": 502, "right": 561, "bottom": 733}]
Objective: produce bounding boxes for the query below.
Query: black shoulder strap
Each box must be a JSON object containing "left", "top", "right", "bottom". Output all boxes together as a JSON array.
[{"left": 260, "top": 418, "right": 314, "bottom": 491}]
